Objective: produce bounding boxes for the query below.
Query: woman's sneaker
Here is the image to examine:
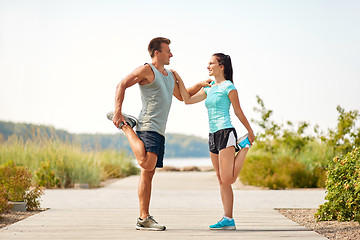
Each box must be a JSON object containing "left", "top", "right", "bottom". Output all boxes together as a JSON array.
[
  {"left": 237, "top": 133, "right": 252, "bottom": 149},
  {"left": 209, "top": 217, "right": 236, "bottom": 230},
  {"left": 106, "top": 111, "right": 138, "bottom": 129},
  {"left": 136, "top": 215, "right": 166, "bottom": 231}
]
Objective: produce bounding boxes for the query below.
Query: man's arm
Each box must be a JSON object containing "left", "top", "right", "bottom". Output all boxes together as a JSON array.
[{"left": 113, "top": 65, "right": 153, "bottom": 127}]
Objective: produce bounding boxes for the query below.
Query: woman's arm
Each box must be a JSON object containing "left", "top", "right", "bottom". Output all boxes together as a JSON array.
[
  {"left": 173, "top": 73, "right": 211, "bottom": 101},
  {"left": 173, "top": 71, "right": 207, "bottom": 104},
  {"left": 228, "top": 90, "right": 255, "bottom": 143}
]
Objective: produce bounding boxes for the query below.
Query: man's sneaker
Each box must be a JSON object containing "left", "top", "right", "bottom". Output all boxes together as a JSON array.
[
  {"left": 136, "top": 216, "right": 166, "bottom": 231},
  {"left": 106, "top": 111, "right": 138, "bottom": 129},
  {"left": 209, "top": 217, "right": 236, "bottom": 230},
  {"left": 237, "top": 133, "right": 252, "bottom": 149}
]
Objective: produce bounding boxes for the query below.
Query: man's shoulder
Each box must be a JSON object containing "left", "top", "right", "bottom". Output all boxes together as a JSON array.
[
  {"left": 132, "top": 63, "right": 154, "bottom": 85},
  {"left": 133, "top": 64, "right": 153, "bottom": 76}
]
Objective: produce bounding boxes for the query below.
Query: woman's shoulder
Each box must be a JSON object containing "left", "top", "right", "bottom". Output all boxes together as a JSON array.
[
  {"left": 204, "top": 81, "right": 215, "bottom": 89},
  {"left": 224, "top": 80, "right": 236, "bottom": 89}
]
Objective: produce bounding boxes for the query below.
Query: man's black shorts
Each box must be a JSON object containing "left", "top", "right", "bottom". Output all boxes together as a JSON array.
[{"left": 136, "top": 131, "right": 165, "bottom": 168}]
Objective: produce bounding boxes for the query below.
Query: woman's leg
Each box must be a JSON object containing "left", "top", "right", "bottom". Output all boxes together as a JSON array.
[
  {"left": 218, "top": 146, "right": 249, "bottom": 185},
  {"left": 211, "top": 151, "right": 234, "bottom": 219},
  {"left": 233, "top": 148, "right": 249, "bottom": 178},
  {"left": 218, "top": 147, "right": 237, "bottom": 185}
]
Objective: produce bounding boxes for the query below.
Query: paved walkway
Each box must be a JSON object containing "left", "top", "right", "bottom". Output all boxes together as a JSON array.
[{"left": 1, "top": 171, "right": 327, "bottom": 239}]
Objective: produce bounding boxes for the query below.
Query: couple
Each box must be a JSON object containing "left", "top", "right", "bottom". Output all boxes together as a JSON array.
[{"left": 108, "top": 37, "right": 255, "bottom": 231}]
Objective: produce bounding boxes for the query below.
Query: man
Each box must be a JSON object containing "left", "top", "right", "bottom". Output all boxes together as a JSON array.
[{"left": 108, "top": 37, "right": 210, "bottom": 231}]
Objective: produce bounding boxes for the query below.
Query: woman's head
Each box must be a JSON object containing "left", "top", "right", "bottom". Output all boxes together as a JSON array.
[{"left": 209, "top": 53, "right": 233, "bottom": 83}]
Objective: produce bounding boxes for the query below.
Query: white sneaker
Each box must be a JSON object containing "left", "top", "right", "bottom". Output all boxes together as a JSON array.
[{"left": 106, "top": 111, "right": 138, "bottom": 129}]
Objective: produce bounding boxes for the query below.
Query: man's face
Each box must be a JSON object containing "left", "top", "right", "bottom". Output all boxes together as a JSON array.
[{"left": 157, "top": 43, "right": 173, "bottom": 65}]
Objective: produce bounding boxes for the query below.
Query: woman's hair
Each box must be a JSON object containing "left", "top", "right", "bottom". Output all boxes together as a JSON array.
[
  {"left": 148, "top": 37, "right": 171, "bottom": 58},
  {"left": 213, "top": 53, "right": 233, "bottom": 83}
]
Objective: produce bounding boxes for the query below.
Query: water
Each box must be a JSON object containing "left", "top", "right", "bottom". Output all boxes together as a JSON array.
[{"left": 163, "top": 157, "right": 212, "bottom": 168}]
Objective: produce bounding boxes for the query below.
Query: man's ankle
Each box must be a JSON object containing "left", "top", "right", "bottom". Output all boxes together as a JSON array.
[{"left": 140, "top": 214, "right": 149, "bottom": 220}]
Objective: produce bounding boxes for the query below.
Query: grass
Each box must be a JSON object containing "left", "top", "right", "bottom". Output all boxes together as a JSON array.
[{"left": 0, "top": 134, "right": 139, "bottom": 188}]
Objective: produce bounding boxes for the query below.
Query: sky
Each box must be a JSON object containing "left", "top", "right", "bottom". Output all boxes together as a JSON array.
[{"left": 0, "top": 0, "right": 359, "bottom": 139}]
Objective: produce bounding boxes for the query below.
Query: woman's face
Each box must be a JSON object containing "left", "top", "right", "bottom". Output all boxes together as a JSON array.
[{"left": 207, "top": 56, "right": 223, "bottom": 77}]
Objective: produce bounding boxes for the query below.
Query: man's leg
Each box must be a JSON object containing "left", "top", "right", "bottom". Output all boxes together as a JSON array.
[
  {"left": 121, "top": 125, "right": 157, "bottom": 171},
  {"left": 138, "top": 167, "right": 156, "bottom": 219}
]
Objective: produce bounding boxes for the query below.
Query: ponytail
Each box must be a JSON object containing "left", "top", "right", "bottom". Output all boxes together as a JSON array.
[{"left": 213, "top": 53, "right": 233, "bottom": 83}]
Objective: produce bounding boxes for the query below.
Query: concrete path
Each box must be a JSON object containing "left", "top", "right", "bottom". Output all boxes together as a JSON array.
[{"left": 1, "top": 171, "right": 328, "bottom": 239}]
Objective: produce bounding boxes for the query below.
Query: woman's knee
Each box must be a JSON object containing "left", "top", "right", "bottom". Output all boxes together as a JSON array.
[
  {"left": 216, "top": 173, "right": 223, "bottom": 184},
  {"left": 220, "top": 175, "right": 236, "bottom": 185}
]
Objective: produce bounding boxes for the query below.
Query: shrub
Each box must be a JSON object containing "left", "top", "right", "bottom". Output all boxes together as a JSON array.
[
  {"left": 240, "top": 149, "right": 322, "bottom": 189},
  {"left": 24, "top": 186, "right": 43, "bottom": 211},
  {"left": 0, "top": 185, "right": 10, "bottom": 215},
  {"left": 0, "top": 161, "right": 32, "bottom": 201},
  {"left": 315, "top": 147, "right": 360, "bottom": 223},
  {"left": 35, "top": 161, "right": 60, "bottom": 188},
  {"left": 0, "top": 161, "right": 43, "bottom": 210},
  {"left": 242, "top": 96, "right": 353, "bottom": 189}
]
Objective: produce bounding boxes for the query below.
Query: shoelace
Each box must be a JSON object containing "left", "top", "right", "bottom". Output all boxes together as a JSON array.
[{"left": 148, "top": 216, "right": 158, "bottom": 223}]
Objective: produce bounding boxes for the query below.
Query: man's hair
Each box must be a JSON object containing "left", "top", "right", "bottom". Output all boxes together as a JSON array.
[{"left": 148, "top": 37, "right": 171, "bottom": 58}]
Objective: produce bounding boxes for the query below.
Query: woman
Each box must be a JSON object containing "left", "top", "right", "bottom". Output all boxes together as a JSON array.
[{"left": 173, "top": 53, "right": 255, "bottom": 230}]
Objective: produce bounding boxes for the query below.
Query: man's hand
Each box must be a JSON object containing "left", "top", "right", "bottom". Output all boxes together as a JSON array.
[{"left": 113, "top": 111, "right": 126, "bottom": 128}]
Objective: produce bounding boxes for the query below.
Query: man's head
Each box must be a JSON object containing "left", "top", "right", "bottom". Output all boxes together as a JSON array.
[{"left": 148, "top": 37, "right": 173, "bottom": 65}]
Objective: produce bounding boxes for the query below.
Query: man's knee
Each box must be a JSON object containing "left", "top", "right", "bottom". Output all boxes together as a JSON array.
[
  {"left": 141, "top": 168, "right": 156, "bottom": 180},
  {"left": 137, "top": 152, "right": 158, "bottom": 171}
]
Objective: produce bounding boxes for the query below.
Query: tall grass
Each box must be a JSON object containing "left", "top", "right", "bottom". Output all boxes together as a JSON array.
[{"left": 0, "top": 134, "right": 139, "bottom": 188}]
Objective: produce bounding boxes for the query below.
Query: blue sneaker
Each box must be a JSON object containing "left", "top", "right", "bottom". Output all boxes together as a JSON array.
[
  {"left": 209, "top": 217, "right": 236, "bottom": 230},
  {"left": 237, "top": 133, "right": 252, "bottom": 149}
]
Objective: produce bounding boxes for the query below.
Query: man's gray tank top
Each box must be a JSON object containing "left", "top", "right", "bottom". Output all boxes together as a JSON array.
[{"left": 136, "top": 63, "right": 175, "bottom": 136}]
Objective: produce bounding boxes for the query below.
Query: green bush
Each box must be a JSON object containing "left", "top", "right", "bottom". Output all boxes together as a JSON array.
[
  {"left": 0, "top": 161, "right": 32, "bottom": 201},
  {"left": 240, "top": 147, "right": 325, "bottom": 189},
  {"left": 316, "top": 147, "right": 360, "bottom": 222},
  {"left": 0, "top": 161, "right": 43, "bottom": 211},
  {"left": 35, "top": 161, "right": 61, "bottom": 188},
  {"left": 24, "top": 186, "right": 43, "bottom": 211},
  {"left": 241, "top": 96, "right": 359, "bottom": 189},
  {"left": 0, "top": 185, "right": 10, "bottom": 215}
]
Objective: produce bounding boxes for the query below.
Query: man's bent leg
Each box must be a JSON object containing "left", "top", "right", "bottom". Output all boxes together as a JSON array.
[
  {"left": 138, "top": 168, "right": 156, "bottom": 220},
  {"left": 121, "top": 125, "right": 157, "bottom": 171}
]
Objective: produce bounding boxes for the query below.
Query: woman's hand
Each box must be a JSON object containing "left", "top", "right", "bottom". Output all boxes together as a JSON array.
[
  {"left": 200, "top": 79, "right": 212, "bottom": 87},
  {"left": 248, "top": 131, "right": 255, "bottom": 144}
]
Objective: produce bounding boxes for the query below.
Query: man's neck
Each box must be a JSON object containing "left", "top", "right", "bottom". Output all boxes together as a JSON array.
[
  {"left": 152, "top": 61, "right": 164, "bottom": 70},
  {"left": 152, "top": 61, "right": 167, "bottom": 75}
]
